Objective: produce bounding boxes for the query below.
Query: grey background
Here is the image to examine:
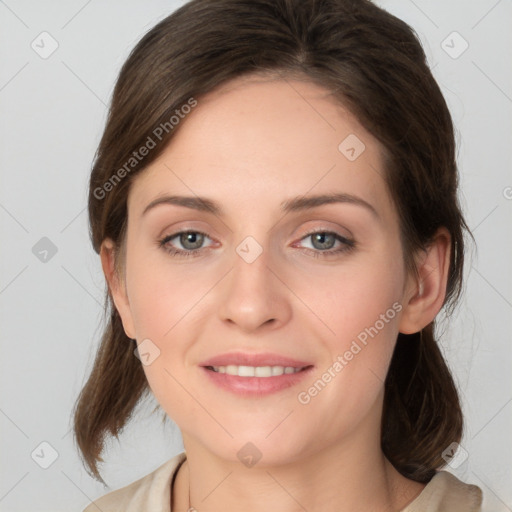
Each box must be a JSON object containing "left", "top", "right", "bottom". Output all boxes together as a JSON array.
[{"left": 0, "top": 1, "right": 511, "bottom": 511}]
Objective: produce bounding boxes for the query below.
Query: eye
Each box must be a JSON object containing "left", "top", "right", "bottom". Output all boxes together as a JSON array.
[
  {"left": 158, "top": 230, "right": 214, "bottom": 257},
  {"left": 295, "top": 230, "right": 355, "bottom": 257}
]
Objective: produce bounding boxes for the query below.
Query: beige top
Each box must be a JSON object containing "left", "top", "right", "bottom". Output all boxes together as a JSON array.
[{"left": 83, "top": 452, "right": 483, "bottom": 512}]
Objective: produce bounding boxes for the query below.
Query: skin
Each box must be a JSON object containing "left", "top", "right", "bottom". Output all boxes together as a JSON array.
[{"left": 101, "top": 74, "right": 451, "bottom": 512}]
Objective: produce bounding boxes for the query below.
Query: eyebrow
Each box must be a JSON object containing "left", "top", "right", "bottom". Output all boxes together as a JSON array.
[{"left": 142, "top": 192, "right": 379, "bottom": 219}]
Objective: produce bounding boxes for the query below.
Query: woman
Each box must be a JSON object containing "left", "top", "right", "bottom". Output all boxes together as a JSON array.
[{"left": 74, "top": 0, "right": 483, "bottom": 510}]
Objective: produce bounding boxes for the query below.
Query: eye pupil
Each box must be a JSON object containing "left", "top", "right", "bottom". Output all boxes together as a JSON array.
[
  {"left": 180, "top": 232, "right": 204, "bottom": 250},
  {"left": 312, "top": 233, "right": 335, "bottom": 250}
]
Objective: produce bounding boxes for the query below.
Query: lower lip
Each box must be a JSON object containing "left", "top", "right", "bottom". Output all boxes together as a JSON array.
[{"left": 201, "top": 366, "right": 314, "bottom": 396}]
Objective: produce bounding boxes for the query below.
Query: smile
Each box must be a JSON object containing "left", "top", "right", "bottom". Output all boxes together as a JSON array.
[
  {"left": 202, "top": 364, "right": 314, "bottom": 396},
  {"left": 207, "top": 365, "right": 308, "bottom": 377}
]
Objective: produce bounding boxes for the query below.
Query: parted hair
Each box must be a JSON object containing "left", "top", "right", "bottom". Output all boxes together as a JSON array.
[{"left": 73, "top": 0, "right": 470, "bottom": 483}]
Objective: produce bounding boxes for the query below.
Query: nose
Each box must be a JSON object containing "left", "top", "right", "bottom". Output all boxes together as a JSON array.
[{"left": 217, "top": 241, "right": 292, "bottom": 334}]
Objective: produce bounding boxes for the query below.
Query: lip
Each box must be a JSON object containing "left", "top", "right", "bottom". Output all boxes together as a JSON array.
[
  {"left": 199, "top": 351, "right": 314, "bottom": 397},
  {"left": 200, "top": 351, "right": 313, "bottom": 368}
]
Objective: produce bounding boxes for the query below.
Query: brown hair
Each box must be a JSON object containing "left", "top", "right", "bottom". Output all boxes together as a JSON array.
[{"left": 73, "top": 0, "right": 471, "bottom": 484}]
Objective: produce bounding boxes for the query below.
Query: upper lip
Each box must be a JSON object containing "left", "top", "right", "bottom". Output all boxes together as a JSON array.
[{"left": 200, "top": 352, "right": 313, "bottom": 368}]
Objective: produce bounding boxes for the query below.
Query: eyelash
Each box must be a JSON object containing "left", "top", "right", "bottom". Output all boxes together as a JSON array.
[{"left": 157, "top": 230, "right": 356, "bottom": 259}]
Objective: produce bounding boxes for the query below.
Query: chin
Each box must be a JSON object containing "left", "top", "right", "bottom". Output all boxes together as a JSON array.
[{"left": 197, "top": 431, "right": 313, "bottom": 469}]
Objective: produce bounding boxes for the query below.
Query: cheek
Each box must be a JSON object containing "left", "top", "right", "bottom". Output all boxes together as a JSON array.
[
  {"left": 126, "top": 274, "right": 191, "bottom": 421},
  {"left": 124, "top": 251, "right": 213, "bottom": 417},
  {"left": 125, "top": 249, "right": 203, "bottom": 338},
  {"left": 291, "top": 250, "right": 405, "bottom": 418},
  {"left": 292, "top": 248, "right": 405, "bottom": 347}
]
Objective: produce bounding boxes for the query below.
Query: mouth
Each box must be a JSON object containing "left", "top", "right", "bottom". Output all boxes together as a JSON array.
[
  {"left": 205, "top": 364, "right": 312, "bottom": 377},
  {"left": 201, "top": 363, "right": 314, "bottom": 396}
]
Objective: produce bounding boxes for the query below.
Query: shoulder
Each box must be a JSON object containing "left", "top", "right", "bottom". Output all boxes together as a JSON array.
[
  {"left": 402, "top": 470, "right": 483, "bottom": 512},
  {"left": 82, "top": 452, "right": 187, "bottom": 512}
]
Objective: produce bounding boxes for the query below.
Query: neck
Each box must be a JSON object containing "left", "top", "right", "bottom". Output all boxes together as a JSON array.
[{"left": 172, "top": 432, "right": 425, "bottom": 512}]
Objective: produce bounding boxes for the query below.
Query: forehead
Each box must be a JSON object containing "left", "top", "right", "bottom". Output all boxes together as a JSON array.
[{"left": 127, "top": 75, "right": 394, "bottom": 222}]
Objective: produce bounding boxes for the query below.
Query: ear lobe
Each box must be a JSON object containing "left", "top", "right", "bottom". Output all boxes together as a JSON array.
[
  {"left": 100, "top": 238, "right": 136, "bottom": 339},
  {"left": 399, "top": 228, "right": 451, "bottom": 335}
]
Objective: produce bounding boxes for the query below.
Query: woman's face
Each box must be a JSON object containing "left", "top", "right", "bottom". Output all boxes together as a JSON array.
[{"left": 112, "top": 75, "right": 416, "bottom": 465}]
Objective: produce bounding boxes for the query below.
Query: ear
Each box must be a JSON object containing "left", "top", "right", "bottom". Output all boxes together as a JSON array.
[
  {"left": 399, "top": 228, "right": 451, "bottom": 335},
  {"left": 100, "top": 238, "right": 136, "bottom": 339}
]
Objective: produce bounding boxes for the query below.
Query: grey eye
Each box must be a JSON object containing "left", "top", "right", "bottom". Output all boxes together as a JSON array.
[
  {"left": 309, "top": 232, "right": 336, "bottom": 250},
  {"left": 179, "top": 232, "right": 205, "bottom": 250}
]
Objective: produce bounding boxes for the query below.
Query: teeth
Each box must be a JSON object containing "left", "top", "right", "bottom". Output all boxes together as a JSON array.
[{"left": 210, "top": 365, "right": 304, "bottom": 377}]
